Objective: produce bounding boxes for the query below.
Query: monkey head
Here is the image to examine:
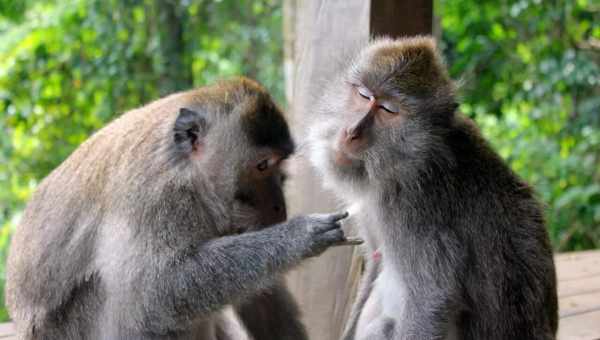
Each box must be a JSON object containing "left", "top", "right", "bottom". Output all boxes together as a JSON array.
[
  {"left": 173, "top": 78, "right": 294, "bottom": 231},
  {"left": 309, "top": 36, "right": 458, "bottom": 194}
]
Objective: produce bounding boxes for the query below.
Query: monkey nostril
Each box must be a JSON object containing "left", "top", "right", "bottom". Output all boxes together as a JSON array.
[
  {"left": 273, "top": 205, "right": 281, "bottom": 212},
  {"left": 345, "top": 128, "right": 358, "bottom": 140},
  {"left": 348, "top": 129, "right": 360, "bottom": 141}
]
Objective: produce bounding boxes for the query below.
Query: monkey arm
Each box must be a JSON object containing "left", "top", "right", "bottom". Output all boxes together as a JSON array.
[
  {"left": 236, "top": 277, "right": 308, "bottom": 340},
  {"left": 145, "top": 226, "right": 304, "bottom": 323},
  {"left": 135, "top": 213, "right": 346, "bottom": 333},
  {"left": 341, "top": 254, "right": 380, "bottom": 340}
]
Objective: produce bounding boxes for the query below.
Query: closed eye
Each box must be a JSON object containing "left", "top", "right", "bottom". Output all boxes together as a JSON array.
[
  {"left": 357, "top": 86, "right": 372, "bottom": 100},
  {"left": 380, "top": 104, "right": 398, "bottom": 114},
  {"left": 257, "top": 159, "right": 269, "bottom": 171}
]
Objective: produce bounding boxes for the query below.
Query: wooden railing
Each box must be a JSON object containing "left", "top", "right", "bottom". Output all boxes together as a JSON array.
[{"left": 0, "top": 250, "right": 598, "bottom": 339}]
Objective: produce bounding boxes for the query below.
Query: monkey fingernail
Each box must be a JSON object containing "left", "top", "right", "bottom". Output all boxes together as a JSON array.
[
  {"left": 335, "top": 237, "right": 364, "bottom": 246},
  {"left": 346, "top": 237, "right": 364, "bottom": 245},
  {"left": 331, "top": 211, "right": 350, "bottom": 221}
]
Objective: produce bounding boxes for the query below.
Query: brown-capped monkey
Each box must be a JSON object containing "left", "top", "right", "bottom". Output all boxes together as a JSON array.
[
  {"left": 308, "top": 37, "right": 558, "bottom": 340},
  {"left": 6, "top": 77, "right": 355, "bottom": 340}
]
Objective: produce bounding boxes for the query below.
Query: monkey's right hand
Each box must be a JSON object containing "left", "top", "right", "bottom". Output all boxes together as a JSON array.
[{"left": 286, "top": 211, "right": 362, "bottom": 258}]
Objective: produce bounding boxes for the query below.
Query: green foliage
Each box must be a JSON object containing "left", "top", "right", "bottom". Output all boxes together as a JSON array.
[{"left": 438, "top": 0, "right": 600, "bottom": 250}]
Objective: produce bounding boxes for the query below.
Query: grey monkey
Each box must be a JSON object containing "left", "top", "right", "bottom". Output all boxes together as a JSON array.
[
  {"left": 6, "top": 77, "right": 354, "bottom": 340},
  {"left": 308, "top": 37, "right": 558, "bottom": 340}
]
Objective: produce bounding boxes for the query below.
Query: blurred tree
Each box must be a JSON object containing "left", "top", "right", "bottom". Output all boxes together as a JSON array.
[
  {"left": 156, "top": 0, "right": 192, "bottom": 94},
  {"left": 438, "top": 0, "right": 600, "bottom": 250}
]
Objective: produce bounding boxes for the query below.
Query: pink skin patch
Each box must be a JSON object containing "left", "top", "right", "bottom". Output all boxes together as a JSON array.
[
  {"left": 335, "top": 149, "right": 354, "bottom": 166},
  {"left": 191, "top": 141, "right": 204, "bottom": 160},
  {"left": 373, "top": 249, "right": 382, "bottom": 261}
]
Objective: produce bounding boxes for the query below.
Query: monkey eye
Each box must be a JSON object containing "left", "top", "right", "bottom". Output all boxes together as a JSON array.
[
  {"left": 357, "top": 86, "right": 372, "bottom": 100},
  {"left": 256, "top": 157, "right": 278, "bottom": 172},
  {"left": 380, "top": 103, "right": 399, "bottom": 114},
  {"left": 257, "top": 159, "right": 269, "bottom": 171}
]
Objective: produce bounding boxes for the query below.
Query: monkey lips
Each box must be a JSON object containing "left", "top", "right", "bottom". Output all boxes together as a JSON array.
[{"left": 333, "top": 131, "right": 365, "bottom": 166}]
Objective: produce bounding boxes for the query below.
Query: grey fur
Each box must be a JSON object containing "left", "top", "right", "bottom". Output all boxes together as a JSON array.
[
  {"left": 308, "top": 37, "right": 558, "bottom": 340},
  {"left": 6, "top": 77, "right": 350, "bottom": 340}
]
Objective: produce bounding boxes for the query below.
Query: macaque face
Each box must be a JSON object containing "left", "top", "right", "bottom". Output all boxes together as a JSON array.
[
  {"left": 232, "top": 150, "right": 290, "bottom": 229},
  {"left": 310, "top": 38, "right": 457, "bottom": 189},
  {"left": 333, "top": 82, "right": 407, "bottom": 167},
  {"left": 175, "top": 81, "right": 294, "bottom": 233},
  {"left": 309, "top": 70, "right": 411, "bottom": 190},
  {"left": 226, "top": 94, "right": 294, "bottom": 231}
]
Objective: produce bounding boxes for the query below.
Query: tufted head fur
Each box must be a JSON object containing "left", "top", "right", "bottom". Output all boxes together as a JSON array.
[{"left": 308, "top": 36, "right": 458, "bottom": 199}]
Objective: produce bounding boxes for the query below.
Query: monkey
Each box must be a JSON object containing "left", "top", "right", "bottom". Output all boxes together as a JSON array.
[
  {"left": 5, "top": 77, "right": 358, "bottom": 340},
  {"left": 307, "top": 36, "right": 558, "bottom": 340}
]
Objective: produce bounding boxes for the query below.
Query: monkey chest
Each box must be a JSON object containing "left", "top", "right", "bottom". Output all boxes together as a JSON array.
[
  {"left": 359, "top": 262, "right": 459, "bottom": 340},
  {"left": 375, "top": 266, "right": 408, "bottom": 317}
]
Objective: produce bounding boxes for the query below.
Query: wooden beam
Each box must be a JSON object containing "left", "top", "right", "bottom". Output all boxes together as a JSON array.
[
  {"left": 370, "top": 1, "right": 433, "bottom": 38},
  {"left": 285, "top": 1, "right": 432, "bottom": 339},
  {"left": 285, "top": 2, "right": 369, "bottom": 339}
]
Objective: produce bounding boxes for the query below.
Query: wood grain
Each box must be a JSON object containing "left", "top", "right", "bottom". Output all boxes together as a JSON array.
[{"left": 285, "top": 1, "right": 370, "bottom": 339}]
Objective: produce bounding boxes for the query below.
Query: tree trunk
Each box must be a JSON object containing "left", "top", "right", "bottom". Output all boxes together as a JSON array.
[{"left": 156, "top": 0, "right": 192, "bottom": 95}]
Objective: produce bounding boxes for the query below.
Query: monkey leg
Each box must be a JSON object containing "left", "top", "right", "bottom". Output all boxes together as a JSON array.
[
  {"left": 342, "top": 255, "right": 381, "bottom": 340},
  {"left": 236, "top": 277, "right": 308, "bottom": 340}
]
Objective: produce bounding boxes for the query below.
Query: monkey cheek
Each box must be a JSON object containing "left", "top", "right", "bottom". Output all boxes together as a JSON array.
[
  {"left": 334, "top": 149, "right": 356, "bottom": 167},
  {"left": 333, "top": 139, "right": 365, "bottom": 167}
]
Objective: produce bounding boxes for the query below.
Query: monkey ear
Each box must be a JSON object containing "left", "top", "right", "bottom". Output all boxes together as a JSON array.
[{"left": 174, "top": 107, "right": 209, "bottom": 154}]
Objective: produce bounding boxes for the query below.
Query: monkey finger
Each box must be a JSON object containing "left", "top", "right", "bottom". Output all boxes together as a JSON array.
[
  {"left": 333, "top": 237, "right": 364, "bottom": 247},
  {"left": 313, "top": 221, "right": 340, "bottom": 233},
  {"left": 326, "top": 211, "right": 349, "bottom": 222},
  {"left": 320, "top": 228, "right": 345, "bottom": 244}
]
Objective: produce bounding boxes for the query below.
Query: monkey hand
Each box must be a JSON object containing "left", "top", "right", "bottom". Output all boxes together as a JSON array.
[{"left": 286, "top": 211, "right": 363, "bottom": 258}]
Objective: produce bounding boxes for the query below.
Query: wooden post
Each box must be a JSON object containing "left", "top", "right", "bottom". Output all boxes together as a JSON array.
[
  {"left": 285, "top": 1, "right": 432, "bottom": 340},
  {"left": 370, "top": 1, "right": 433, "bottom": 38}
]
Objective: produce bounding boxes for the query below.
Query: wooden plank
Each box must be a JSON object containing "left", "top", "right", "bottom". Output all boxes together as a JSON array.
[
  {"left": 556, "top": 250, "right": 600, "bottom": 340},
  {"left": 558, "top": 310, "right": 600, "bottom": 340},
  {"left": 555, "top": 250, "right": 600, "bottom": 281},
  {"left": 555, "top": 249, "right": 600, "bottom": 262},
  {"left": 559, "top": 290, "right": 600, "bottom": 318},
  {"left": 0, "top": 322, "right": 14, "bottom": 339},
  {"left": 558, "top": 274, "right": 600, "bottom": 298},
  {"left": 285, "top": 2, "right": 371, "bottom": 339},
  {"left": 556, "top": 250, "right": 600, "bottom": 301}
]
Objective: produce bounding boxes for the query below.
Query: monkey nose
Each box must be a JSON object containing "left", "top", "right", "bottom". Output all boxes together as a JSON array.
[{"left": 345, "top": 127, "right": 360, "bottom": 142}]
